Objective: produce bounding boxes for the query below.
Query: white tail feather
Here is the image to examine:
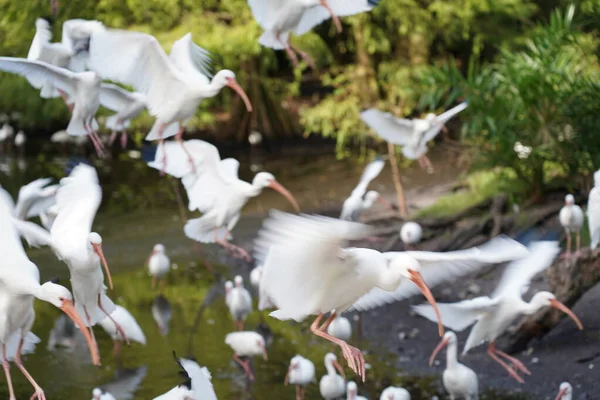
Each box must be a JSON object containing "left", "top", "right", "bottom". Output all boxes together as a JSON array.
[
  {"left": 258, "top": 31, "right": 288, "bottom": 50},
  {"left": 145, "top": 121, "right": 180, "bottom": 141}
]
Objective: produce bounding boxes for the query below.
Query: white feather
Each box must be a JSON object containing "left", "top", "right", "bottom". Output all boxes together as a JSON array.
[{"left": 98, "top": 305, "right": 146, "bottom": 344}]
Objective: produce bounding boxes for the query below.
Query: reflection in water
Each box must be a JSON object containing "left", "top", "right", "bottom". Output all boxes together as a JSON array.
[
  {"left": 151, "top": 295, "right": 172, "bottom": 336},
  {"left": 97, "top": 365, "right": 148, "bottom": 400},
  {"left": 47, "top": 314, "right": 86, "bottom": 351}
]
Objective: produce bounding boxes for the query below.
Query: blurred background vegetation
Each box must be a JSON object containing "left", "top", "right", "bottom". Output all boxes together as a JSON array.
[{"left": 0, "top": 0, "right": 598, "bottom": 194}]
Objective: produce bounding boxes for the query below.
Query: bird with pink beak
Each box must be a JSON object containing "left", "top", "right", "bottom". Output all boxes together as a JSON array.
[
  {"left": 225, "top": 331, "right": 268, "bottom": 381},
  {"left": 555, "top": 382, "right": 572, "bottom": 400}
]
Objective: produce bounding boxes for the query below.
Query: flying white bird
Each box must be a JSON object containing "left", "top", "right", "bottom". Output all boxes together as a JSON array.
[
  {"left": 255, "top": 211, "right": 449, "bottom": 380},
  {"left": 92, "top": 388, "right": 117, "bottom": 400},
  {"left": 588, "top": 170, "right": 600, "bottom": 251},
  {"left": 285, "top": 355, "right": 315, "bottom": 400},
  {"left": 99, "top": 83, "right": 148, "bottom": 149},
  {"left": 559, "top": 194, "right": 584, "bottom": 259},
  {"left": 87, "top": 30, "right": 252, "bottom": 170},
  {"left": 149, "top": 139, "right": 299, "bottom": 261},
  {"left": 228, "top": 275, "right": 253, "bottom": 330},
  {"left": 400, "top": 221, "right": 422, "bottom": 250},
  {"left": 248, "top": 0, "right": 380, "bottom": 68},
  {"left": 13, "top": 164, "right": 124, "bottom": 347},
  {"left": 225, "top": 331, "right": 268, "bottom": 381},
  {"left": 153, "top": 352, "right": 217, "bottom": 400},
  {"left": 319, "top": 353, "right": 346, "bottom": 400},
  {"left": 346, "top": 381, "right": 368, "bottom": 400},
  {"left": 555, "top": 382, "right": 572, "bottom": 400},
  {"left": 327, "top": 314, "right": 352, "bottom": 341},
  {"left": 13, "top": 177, "right": 58, "bottom": 225},
  {"left": 0, "top": 187, "right": 100, "bottom": 400},
  {"left": 0, "top": 57, "right": 106, "bottom": 157},
  {"left": 98, "top": 305, "right": 146, "bottom": 357},
  {"left": 340, "top": 157, "right": 393, "bottom": 221},
  {"left": 147, "top": 244, "right": 170, "bottom": 290},
  {"left": 379, "top": 386, "right": 411, "bottom": 400},
  {"left": 428, "top": 331, "right": 478, "bottom": 400},
  {"left": 413, "top": 241, "right": 582, "bottom": 383},
  {"left": 361, "top": 102, "right": 468, "bottom": 173}
]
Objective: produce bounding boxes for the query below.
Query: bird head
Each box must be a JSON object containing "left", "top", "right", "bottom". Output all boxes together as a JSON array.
[
  {"left": 325, "top": 352, "right": 345, "bottom": 378},
  {"left": 555, "top": 382, "right": 572, "bottom": 400},
  {"left": 89, "top": 232, "right": 113, "bottom": 290},
  {"left": 153, "top": 243, "right": 165, "bottom": 253},
  {"left": 234, "top": 275, "right": 243, "bottom": 287},
  {"left": 224, "top": 280, "right": 233, "bottom": 294},
  {"left": 38, "top": 282, "right": 100, "bottom": 366},
  {"left": 212, "top": 70, "right": 253, "bottom": 112},
  {"left": 428, "top": 331, "right": 457, "bottom": 366},
  {"left": 284, "top": 355, "right": 301, "bottom": 385},
  {"left": 365, "top": 190, "right": 394, "bottom": 212},
  {"left": 565, "top": 194, "right": 575, "bottom": 205},
  {"left": 425, "top": 113, "right": 437, "bottom": 122},
  {"left": 92, "top": 388, "right": 102, "bottom": 400},
  {"left": 252, "top": 172, "right": 300, "bottom": 213},
  {"left": 531, "top": 291, "right": 583, "bottom": 330},
  {"left": 346, "top": 381, "right": 358, "bottom": 398}
]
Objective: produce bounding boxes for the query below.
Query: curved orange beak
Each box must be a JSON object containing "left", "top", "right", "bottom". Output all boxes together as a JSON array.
[
  {"left": 268, "top": 181, "right": 300, "bottom": 213},
  {"left": 409, "top": 270, "right": 444, "bottom": 336},
  {"left": 261, "top": 344, "right": 268, "bottom": 361},
  {"left": 428, "top": 336, "right": 450, "bottom": 366},
  {"left": 554, "top": 387, "right": 569, "bottom": 400},
  {"left": 376, "top": 196, "right": 395, "bottom": 213},
  {"left": 92, "top": 243, "right": 113, "bottom": 290},
  {"left": 320, "top": 0, "right": 342, "bottom": 32},
  {"left": 60, "top": 299, "right": 100, "bottom": 366},
  {"left": 284, "top": 363, "right": 295, "bottom": 385},
  {"left": 226, "top": 77, "right": 253, "bottom": 112},
  {"left": 333, "top": 359, "right": 345, "bottom": 379},
  {"left": 549, "top": 299, "right": 583, "bottom": 330}
]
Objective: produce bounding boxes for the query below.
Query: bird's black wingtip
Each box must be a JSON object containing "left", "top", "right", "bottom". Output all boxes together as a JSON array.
[
  {"left": 65, "top": 158, "right": 92, "bottom": 175},
  {"left": 141, "top": 144, "right": 157, "bottom": 163},
  {"left": 367, "top": 0, "right": 380, "bottom": 7}
]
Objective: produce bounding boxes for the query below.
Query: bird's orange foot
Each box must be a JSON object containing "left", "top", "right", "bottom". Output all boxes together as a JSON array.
[
  {"left": 340, "top": 342, "right": 366, "bottom": 382},
  {"left": 560, "top": 251, "right": 571, "bottom": 260}
]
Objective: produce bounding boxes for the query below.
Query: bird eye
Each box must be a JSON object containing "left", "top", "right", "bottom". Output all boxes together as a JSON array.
[{"left": 58, "top": 297, "right": 64, "bottom": 301}]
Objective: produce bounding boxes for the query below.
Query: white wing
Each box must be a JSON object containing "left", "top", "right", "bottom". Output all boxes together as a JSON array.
[
  {"left": 351, "top": 157, "right": 384, "bottom": 197},
  {"left": 99, "top": 83, "right": 141, "bottom": 112},
  {"left": 247, "top": 0, "right": 287, "bottom": 30},
  {"left": 254, "top": 211, "right": 373, "bottom": 321},
  {"left": 0, "top": 188, "right": 34, "bottom": 268},
  {"left": 588, "top": 186, "right": 600, "bottom": 250},
  {"left": 0, "top": 57, "right": 77, "bottom": 95},
  {"left": 179, "top": 359, "right": 217, "bottom": 400},
  {"left": 351, "top": 235, "right": 529, "bottom": 311},
  {"left": 413, "top": 296, "right": 501, "bottom": 332},
  {"left": 295, "top": 0, "right": 375, "bottom": 35},
  {"left": 492, "top": 241, "right": 560, "bottom": 299},
  {"left": 87, "top": 29, "right": 191, "bottom": 119},
  {"left": 14, "top": 178, "right": 55, "bottom": 220},
  {"left": 169, "top": 33, "right": 212, "bottom": 86},
  {"left": 360, "top": 109, "right": 414, "bottom": 145},
  {"left": 218, "top": 158, "right": 240, "bottom": 180},
  {"left": 50, "top": 164, "right": 101, "bottom": 254},
  {"left": 423, "top": 102, "right": 468, "bottom": 142}
]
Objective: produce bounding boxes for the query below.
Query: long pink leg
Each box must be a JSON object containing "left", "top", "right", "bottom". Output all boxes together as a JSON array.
[
  {"left": 561, "top": 232, "right": 572, "bottom": 259},
  {"left": 113, "top": 340, "right": 123, "bottom": 358},
  {"left": 289, "top": 43, "right": 316, "bottom": 70},
  {"left": 216, "top": 228, "right": 252, "bottom": 262},
  {"left": 120, "top": 131, "right": 128, "bottom": 149},
  {"left": 155, "top": 124, "right": 167, "bottom": 175},
  {"left": 276, "top": 33, "right": 298, "bottom": 66},
  {"left": 82, "top": 306, "right": 98, "bottom": 348},
  {"left": 493, "top": 345, "right": 531, "bottom": 375},
  {"left": 98, "top": 294, "right": 130, "bottom": 345},
  {"left": 14, "top": 337, "right": 46, "bottom": 400},
  {"left": 89, "top": 117, "right": 106, "bottom": 158},
  {"left": 488, "top": 342, "right": 524, "bottom": 383},
  {"left": 232, "top": 354, "right": 254, "bottom": 381},
  {"left": 175, "top": 125, "right": 196, "bottom": 174},
  {"left": 108, "top": 131, "right": 118, "bottom": 146},
  {"left": 2, "top": 344, "right": 16, "bottom": 400},
  {"left": 575, "top": 232, "right": 581, "bottom": 258}
]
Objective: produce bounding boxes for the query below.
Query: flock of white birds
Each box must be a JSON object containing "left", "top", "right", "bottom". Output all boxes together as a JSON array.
[{"left": 0, "top": 0, "right": 596, "bottom": 399}]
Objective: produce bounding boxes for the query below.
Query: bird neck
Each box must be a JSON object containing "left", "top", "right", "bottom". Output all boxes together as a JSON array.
[
  {"left": 325, "top": 360, "right": 337, "bottom": 376},
  {"left": 446, "top": 342, "right": 458, "bottom": 368},
  {"left": 376, "top": 266, "right": 403, "bottom": 291}
]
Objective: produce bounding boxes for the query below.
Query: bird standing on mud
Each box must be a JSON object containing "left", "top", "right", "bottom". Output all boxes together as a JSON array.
[{"left": 559, "top": 194, "right": 583, "bottom": 259}]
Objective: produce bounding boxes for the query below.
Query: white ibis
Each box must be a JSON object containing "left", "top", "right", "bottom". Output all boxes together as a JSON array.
[
  {"left": 413, "top": 241, "right": 583, "bottom": 383},
  {"left": 224, "top": 280, "right": 234, "bottom": 308},
  {"left": 248, "top": 0, "right": 379, "bottom": 68},
  {"left": 153, "top": 352, "right": 217, "bottom": 400},
  {"left": 555, "top": 382, "right": 572, "bottom": 400},
  {"left": 327, "top": 314, "right": 352, "bottom": 341},
  {"left": 14, "top": 177, "right": 58, "bottom": 224},
  {"left": 149, "top": 139, "right": 300, "bottom": 261},
  {"left": 97, "top": 305, "right": 146, "bottom": 357},
  {"left": 588, "top": 170, "right": 600, "bottom": 250},
  {"left": 91, "top": 388, "right": 116, "bottom": 400},
  {"left": 319, "top": 353, "right": 345, "bottom": 400},
  {"left": 428, "top": 331, "right": 478, "bottom": 400},
  {"left": 0, "top": 187, "right": 100, "bottom": 400},
  {"left": 340, "top": 158, "right": 391, "bottom": 221},
  {"left": 347, "top": 381, "right": 368, "bottom": 400},
  {"left": 13, "top": 164, "right": 125, "bottom": 350},
  {"left": 559, "top": 194, "right": 584, "bottom": 258},
  {"left": 147, "top": 244, "right": 170, "bottom": 290},
  {"left": 250, "top": 264, "right": 263, "bottom": 289},
  {"left": 224, "top": 331, "right": 268, "bottom": 381},
  {"left": 87, "top": 30, "right": 252, "bottom": 170},
  {"left": 360, "top": 102, "right": 468, "bottom": 173},
  {"left": 14, "top": 130, "right": 26, "bottom": 153},
  {"left": 0, "top": 57, "right": 106, "bottom": 157},
  {"left": 284, "top": 355, "right": 315, "bottom": 400},
  {"left": 228, "top": 275, "right": 253, "bottom": 330},
  {"left": 379, "top": 386, "right": 411, "bottom": 400},
  {"left": 400, "top": 222, "right": 422, "bottom": 250},
  {"left": 99, "top": 83, "right": 148, "bottom": 149}
]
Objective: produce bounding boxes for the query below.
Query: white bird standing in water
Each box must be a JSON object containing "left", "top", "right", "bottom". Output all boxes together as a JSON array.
[
  {"left": 224, "top": 331, "right": 268, "bottom": 381},
  {"left": 400, "top": 221, "right": 422, "bottom": 250},
  {"left": 153, "top": 352, "right": 217, "bottom": 400},
  {"left": 92, "top": 388, "right": 116, "bottom": 400},
  {"left": 248, "top": 0, "right": 379, "bottom": 68},
  {"left": 0, "top": 188, "right": 100, "bottom": 400},
  {"left": 379, "top": 386, "right": 411, "bottom": 400},
  {"left": 428, "top": 331, "right": 478, "bottom": 400},
  {"left": 347, "top": 381, "right": 368, "bottom": 400},
  {"left": 361, "top": 103, "right": 468, "bottom": 173},
  {"left": 588, "top": 170, "right": 600, "bottom": 251},
  {"left": 327, "top": 314, "right": 352, "bottom": 341},
  {"left": 147, "top": 244, "right": 170, "bottom": 290},
  {"left": 98, "top": 305, "right": 146, "bottom": 357},
  {"left": 149, "top": 140, "right": 300, "bottom": 261},
  {"left": 228, "top": 275, "right": 253, "bottom": 330},
  {"left": 554, "top": 382, "right": 572, "bottom": 400},
  {"left": 413, "top": 241, "right": 582, "bottom": 383},
  {"left": 285, "top": 355, "right": 315, "bottom": 400},
  {"left": 319, "top": 353, "right": 346, "bottom": 400},
  {"left": 559, "top": 194, "right": 584, "bottom": 259}
]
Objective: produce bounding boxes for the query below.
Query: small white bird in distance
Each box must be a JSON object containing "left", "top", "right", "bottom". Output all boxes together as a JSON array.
[
  {"left": 224, "top": 331, "right": 268, "bottom": 381},
  {"left": 147, "top": 244, "right": 170, "bottom": 290},
  {"left": 379, "top": 386, "right": 411, "bottom": 400},
  {"left": 92, "top": 388, "right": 116, "bottom": 400},
  {"left": 588, "top": 170, "right": 600, "bottom": 251},
  {"left": 250, "top": 264, "right": 263, "bottom": 290},
  {"left": 361, "top": 102, "right": 467, "bottom": 173},
  {"left": 559, "top": 194, "right": 583, "bottom": 259},
  {"left": 346, "top": 381, "right": 368, "bottom": 400},
  {"left": 400, "top": 221, "right": 422, "bottom": 250},
  {"left": 413, "top": 241, "right": 583, "bottom": 383},
  {"left": 285, "top": 354, "right": 315, "bottom": 400},
  {"left": 554, "top": 382, "right": 572, "bottom": 400},
  {"left": 319, "top": 352, "right": 346, "bottom": 400},
  {"left": 227, "top": 275, "right": 253, "bottom": 330},
  {"left": 327, "top": 314, "right": 352, "bottom": 341}
]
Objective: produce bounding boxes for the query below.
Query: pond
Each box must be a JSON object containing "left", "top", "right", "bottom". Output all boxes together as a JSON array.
[{"left": 0, "top": 142, "right": 529, "bottom": 400}]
